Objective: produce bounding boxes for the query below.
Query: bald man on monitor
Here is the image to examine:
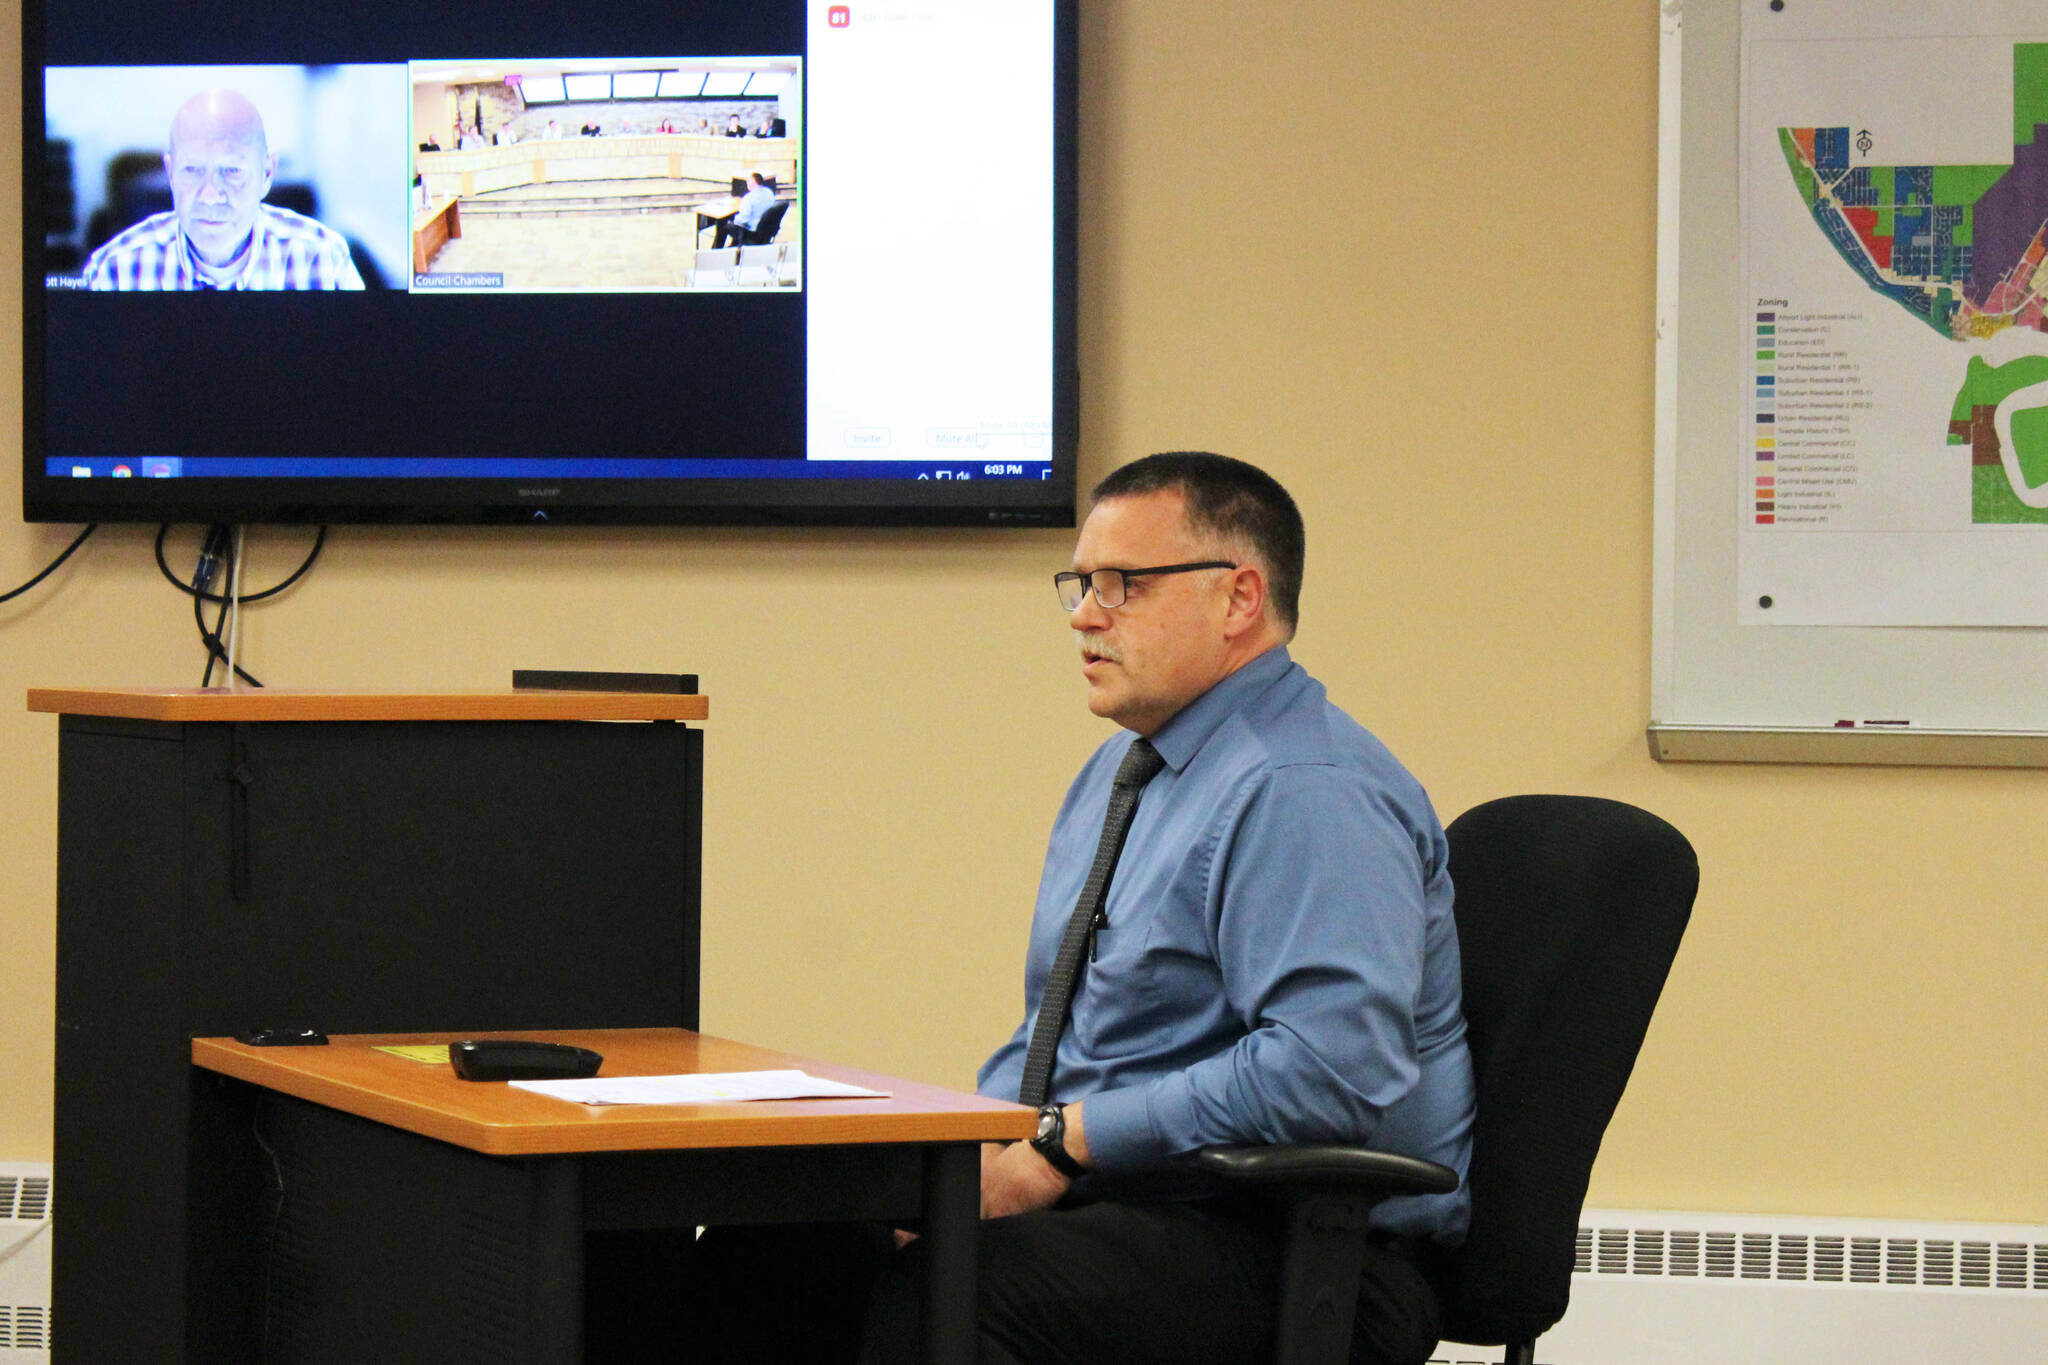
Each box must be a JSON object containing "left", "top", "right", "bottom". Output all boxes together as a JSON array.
[{"left": 83, "top": 89, "right": 365, "bottom": 290}]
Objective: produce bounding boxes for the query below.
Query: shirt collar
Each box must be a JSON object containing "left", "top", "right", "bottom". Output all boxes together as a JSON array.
[
  {"left": 1144, "top": 645, "right": 1293, "bottom": 774},
  {"left": 184, "top": 214, "right": 263, "bottom": 289}
]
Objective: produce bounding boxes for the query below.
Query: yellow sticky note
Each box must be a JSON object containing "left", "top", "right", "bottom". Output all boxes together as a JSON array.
[{"left": 374, "top": 1044, "right": 451, "bottom": 1065}]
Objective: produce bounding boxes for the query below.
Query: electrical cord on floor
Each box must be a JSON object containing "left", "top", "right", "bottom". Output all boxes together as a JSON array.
[{"left": 0, "top": 523, "right": 97, "bottom": 604}]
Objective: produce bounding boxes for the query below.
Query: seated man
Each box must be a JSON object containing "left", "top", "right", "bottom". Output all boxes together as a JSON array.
[
  {"left": 711, "top": 172, "right": 778, "bottom": 249},
  {"left": 84, "top": 89, "right": 363, "bottom": 290},
  {"left": 691, "top": 453, "right": 1474, "bottom": 1365}
]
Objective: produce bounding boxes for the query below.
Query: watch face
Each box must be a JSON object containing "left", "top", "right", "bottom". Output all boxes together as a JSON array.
[{"left": 1035, "top": 1110, "right": 1058, "bottom": 1141}]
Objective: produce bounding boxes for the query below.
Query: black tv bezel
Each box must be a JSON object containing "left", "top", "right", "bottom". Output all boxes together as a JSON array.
[{"left": 20, "top": 1, "right": 1079, "bottom": 528}]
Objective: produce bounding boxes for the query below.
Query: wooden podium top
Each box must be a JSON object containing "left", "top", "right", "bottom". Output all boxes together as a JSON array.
[
  {"left": 193, "top": 1029, "right": 1033, "bottom": 1156},
  {"left": 27, "top": 687, "right": 709, "bottom": 723}
]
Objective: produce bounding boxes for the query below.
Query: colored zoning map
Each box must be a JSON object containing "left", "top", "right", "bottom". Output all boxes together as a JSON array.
[
  {"left": 1779, "top": 43, "right": 2048, "bottom": 522},
  {"left": 1950, "top": 354, "right": 2048, "bottom": 519}
]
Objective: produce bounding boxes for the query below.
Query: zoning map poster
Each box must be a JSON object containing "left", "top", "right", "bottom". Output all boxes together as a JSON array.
[{"left": 1740, "top": 3, "right": 2048, "bottom": 625}]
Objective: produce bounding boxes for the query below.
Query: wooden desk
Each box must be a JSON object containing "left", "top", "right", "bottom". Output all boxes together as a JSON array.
[
  {"left": 695, "top": 195, "right": 742, "bottom": 247},
  {"left": 193, "top": 1029, "right": 1033, "bottom": 1363},
  {"left": 411, "top": 197, "right": 462, "bottom": 273},
  {"left": 26, "top": 685, "right": 709, "bottom": 723}
]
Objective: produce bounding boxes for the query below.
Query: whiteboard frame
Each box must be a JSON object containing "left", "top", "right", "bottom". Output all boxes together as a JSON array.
[{"left": 1650, "top": 0, "right": 2048, "bottom": 766}]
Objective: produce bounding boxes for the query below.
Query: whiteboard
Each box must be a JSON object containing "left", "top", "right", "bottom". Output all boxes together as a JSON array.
[{"left": 1652, "top": 0, "right": 2048, "bottom": 761}]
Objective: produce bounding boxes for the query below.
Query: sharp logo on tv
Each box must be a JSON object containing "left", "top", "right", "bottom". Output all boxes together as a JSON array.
[{"left": 25, "top": 0, "right": 1076, "bottom": 527}]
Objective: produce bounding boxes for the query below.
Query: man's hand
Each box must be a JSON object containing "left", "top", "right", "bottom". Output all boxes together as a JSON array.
[
  {"left": 980, "top": 1102, "right": 1092, "bottom": 1219},
  {"left": 980, "top": 1139, "right": 1069, "bottom": 1218},
  {"left": 902, "top": 1136, "right": 1067, "bottom": 1246}
]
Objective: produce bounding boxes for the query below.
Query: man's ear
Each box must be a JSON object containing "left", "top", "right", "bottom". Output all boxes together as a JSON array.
[{"left": 1220, "top": 562, "right": 1269, "bottom": 640}]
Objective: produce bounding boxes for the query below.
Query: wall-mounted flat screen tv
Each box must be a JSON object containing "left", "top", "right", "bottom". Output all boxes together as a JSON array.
[{"left": 23, "top": 0, "right": 1077, "bottom": 526}]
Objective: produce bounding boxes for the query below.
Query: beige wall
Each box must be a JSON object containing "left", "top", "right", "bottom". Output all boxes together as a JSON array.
[
  {"left": 3, "top": 1, "right": 2042, "bottom": 1224},
  {"left": 411, "top": 79, "right": 450, "bottom": 149}
]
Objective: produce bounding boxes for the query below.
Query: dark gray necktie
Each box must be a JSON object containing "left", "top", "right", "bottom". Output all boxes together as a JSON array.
[{"left": 1017, "top": 737, "right": 1167, "bottom": 1108}]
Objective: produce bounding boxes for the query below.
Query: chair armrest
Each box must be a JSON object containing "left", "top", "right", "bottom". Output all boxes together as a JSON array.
[
  {"left": 1194, "top": 1145, "right": 1459, "bottom": 1196},
  {"left": 1197, "top": 1148, "right": 1459, "bottom": 1365}
]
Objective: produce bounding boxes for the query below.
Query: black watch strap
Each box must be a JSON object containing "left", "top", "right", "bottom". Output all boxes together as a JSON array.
[{"left": 1030, "top": 1103, "right": 1087, "bottom": 1179}]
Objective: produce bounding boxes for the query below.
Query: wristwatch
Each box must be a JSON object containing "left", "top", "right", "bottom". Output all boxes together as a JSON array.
[{"left": 1030, "top": 1103, "right": 1087, "bottom": 1179}]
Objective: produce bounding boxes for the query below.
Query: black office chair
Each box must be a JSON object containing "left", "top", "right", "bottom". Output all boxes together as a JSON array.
[
  {"left": 741, "top": 198, "right": 792, "bottom": 246},
  {"left": 1198, "top": 795, "right": 1698, "bottom": 1365}
]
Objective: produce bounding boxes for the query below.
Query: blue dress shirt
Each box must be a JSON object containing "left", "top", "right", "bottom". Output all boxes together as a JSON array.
[{"left": 978, "top": 647, "right": 1474, "bottom": 1242}]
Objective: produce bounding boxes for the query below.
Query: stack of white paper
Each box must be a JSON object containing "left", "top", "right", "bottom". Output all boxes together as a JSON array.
[{"left": 509, "top": 1069, "right": 889, "bottom": 1106}]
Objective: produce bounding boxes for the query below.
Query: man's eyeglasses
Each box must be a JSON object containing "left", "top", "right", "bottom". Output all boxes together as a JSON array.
[{"left": 1053, "top": 561, "right": 1237, "bottom": 612}]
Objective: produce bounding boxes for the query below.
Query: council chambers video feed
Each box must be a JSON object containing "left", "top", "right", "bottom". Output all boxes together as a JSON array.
[
  {"left": 44, "top": 65, "right": 409, "bottom": 290},
  {"left": 409, "top": 58, "right": 803, "bottom": 292}
]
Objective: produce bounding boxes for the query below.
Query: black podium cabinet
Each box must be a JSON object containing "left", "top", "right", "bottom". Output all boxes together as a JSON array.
[{"left": 30, "top": 688, "right": 708, "bottom": 1364}]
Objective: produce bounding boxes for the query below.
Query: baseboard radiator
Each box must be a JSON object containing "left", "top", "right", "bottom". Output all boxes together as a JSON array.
[
  {"left": 0, "top": 1164, "right": 51, "bottom": 1361},
  {"left": 1432, "top": 1208, "right": 2048, "bottom": 1365},
  {"left": 4, "top": 1180, "right": 2041, "bottom": 1362}
]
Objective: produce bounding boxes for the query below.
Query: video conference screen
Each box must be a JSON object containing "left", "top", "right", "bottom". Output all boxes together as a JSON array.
[{"left": 24, "top": 0, "right": 1077, "bottom": 525}]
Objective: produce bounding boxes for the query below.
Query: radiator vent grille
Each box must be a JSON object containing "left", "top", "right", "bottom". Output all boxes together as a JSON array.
[
  {"left": 1703, "top": 1230, "right": 1736, "bottom": 1277},
  {"left": 1814, "top": 1235, "right": 1844, "bottom": 1281},
  {"left": 1668, "top": 1229, "right": 1699, "bottom": 1276},
  {"left": 0, "top": 1306, "right": 50, "bottom": 1351},
  {"left": 1778, "top": 1234, "right": 1808, "bottom": 1279},
  {"left": 1632, "top": 1229, "right": 1662, "bottom": 1275},
  {"left": 0, "top": 1177, "right": 50, "bottom": 1223},
  {"left": 1572, "top": 1220, "right": 2048, "bottom": 1291},
  {"left": 0, "top": 1165, "right": 55, "bottom": 1357}
]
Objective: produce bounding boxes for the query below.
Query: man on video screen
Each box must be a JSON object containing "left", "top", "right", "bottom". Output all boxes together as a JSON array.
[
  {"left": 83, "top": 89, "right": 364, "bottom": 290},
  {"left": 711, "top": 171, "right": 778, "bottom": 249}
]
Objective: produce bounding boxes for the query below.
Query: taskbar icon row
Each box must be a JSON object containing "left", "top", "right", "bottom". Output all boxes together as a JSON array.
[{"left": 57, "top": 457, "right": 183, "bottom": 479}]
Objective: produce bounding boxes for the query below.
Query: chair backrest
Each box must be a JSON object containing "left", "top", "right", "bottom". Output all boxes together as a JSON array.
[
  {"left": 733, "top": 244, "right": 782, "bottom": 285},
  {"left": 688, "top": 247, "right": 738, "bottom": 286},
  {"left": 745, "top": 198, "right": 792, "bottom": 244},
  {"left": 1439, "top": 795, "right": 1697, "bottom": 1347}
]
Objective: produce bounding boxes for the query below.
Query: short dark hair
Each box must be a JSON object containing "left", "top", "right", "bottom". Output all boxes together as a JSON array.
[{"left": 1091, "top": 451, "right": 1304, "bottom": 632}]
